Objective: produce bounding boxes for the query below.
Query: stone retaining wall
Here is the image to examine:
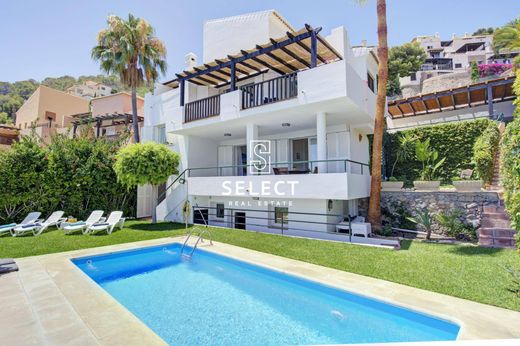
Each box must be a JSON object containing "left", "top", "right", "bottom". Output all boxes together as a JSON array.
[{"left": 359, "top": 191, "right": 501, "bottom": 234}]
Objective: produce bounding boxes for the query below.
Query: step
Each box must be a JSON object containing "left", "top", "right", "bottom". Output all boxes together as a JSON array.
[
  {"left": 483, "top": 205, "right": 506, "bottom": 213},
  {"left": 480, "top": 218, "right": 511, "bottom": 228},
  {"left": 478, "top": 235, "right": 516, "bottom": 248},
  {"left": 482, "top": 212, "right": 510, "bottom": 221},
  {"left": 479, "top": 228, "right": 516, "bottom": 237}
]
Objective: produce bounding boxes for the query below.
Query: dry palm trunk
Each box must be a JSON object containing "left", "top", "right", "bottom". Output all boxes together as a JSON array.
[
  {"left": 131, "top": 86, "right": 140, "bottom": 143},
  {"left": 367, "top": 0, "right": 388, "bottom": 229}
]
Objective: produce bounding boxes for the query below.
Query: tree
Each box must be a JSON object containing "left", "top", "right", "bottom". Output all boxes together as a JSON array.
[
  {"left": 470, "top": 61, "right": 480, "bottom": 82},
  {"left": 114, "top": 142, "right": 180, "bottom": 223},
  {"left": 387, "top": 42, "right": 426, "bottom": 96},
  {"left": 357, "top": 0, "right": 388, "bottom": 230},
  {"left": 0, "top": 112, "right": 13, "bottom": 125},
  {"left": 92, "top": 14, "right": 167, "bottom": 143},
  {"left": 493, "top": 17, "right": 520, "bottom": 65},
  {"left": 473, "top": 27, "right": 494, "bottom": 36},
  {"left": 407, "top": 209, "right": 434, "bottom": 240}
]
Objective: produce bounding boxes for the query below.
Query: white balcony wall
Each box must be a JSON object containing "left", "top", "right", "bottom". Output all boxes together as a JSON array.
[{"left": 297, "top": 61, "right": 347, "bottom": 104}]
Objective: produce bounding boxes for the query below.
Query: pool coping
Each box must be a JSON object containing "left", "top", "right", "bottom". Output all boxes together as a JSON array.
[{"left": 2, "top": 236, "right": 520, "bottom": 344}]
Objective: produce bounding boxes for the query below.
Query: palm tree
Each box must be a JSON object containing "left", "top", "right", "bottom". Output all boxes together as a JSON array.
[
  {"left": 92, "top": 14, "right": 167, "bottom": 142},
  {"left": 493, "top": 18, "right": 520, "bottom": 66},
  {"left": 356, "top": 0, "right": 388, "bottom": 229}
]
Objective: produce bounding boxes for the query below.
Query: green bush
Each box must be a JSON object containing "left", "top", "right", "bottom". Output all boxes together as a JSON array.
[
  {"left": 501, "top": 113, "right": 520, "bottom": 235},
  {"left": 381, "top": 118, "right": 495, "bottom": 183},
  {"left": 473, "top": 123, "right": 500, "bottom": 184},
  {"left": 0, "top": 134, "right": 137, "bottom": 223}
]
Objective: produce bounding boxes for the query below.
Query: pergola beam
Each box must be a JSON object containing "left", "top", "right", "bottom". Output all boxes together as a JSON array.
[
  {"left": 270, "top": 38, "right": 311, "bottom": 68},
  {"left": 247, "top": 54, "right": 288, "bottom": 75},
  {"left": 255, "top": 44, "right": 299, "bottom": 71}
]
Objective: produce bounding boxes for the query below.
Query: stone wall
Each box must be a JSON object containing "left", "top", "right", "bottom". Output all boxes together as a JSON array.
[
  {"left": 421, "top": 71, "right": 471, "bottom": 94},
  {"left": 378, "top": 191, "right": 500, "bottom": 233}
]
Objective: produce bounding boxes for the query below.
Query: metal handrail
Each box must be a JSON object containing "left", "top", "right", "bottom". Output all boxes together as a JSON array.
[
  {"left": 157, "top": 168, "right": 189, "bottom": 204},
  {"left": 189, "top": 158, "right": 370, "bottom": 176}
]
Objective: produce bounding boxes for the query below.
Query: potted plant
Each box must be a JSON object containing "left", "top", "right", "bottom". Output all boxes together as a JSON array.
[
  {"left": 413, "top": 139, "right": 446, "bottom": 191},
  {"left": 452, "top": 170, "right": 483, "bottom": 192},
  {"left": 383, "top": 133, "right": 416, "bottom": 191},
  {"left": 382, "top": 176, "right": 404, "bottom": 191}
]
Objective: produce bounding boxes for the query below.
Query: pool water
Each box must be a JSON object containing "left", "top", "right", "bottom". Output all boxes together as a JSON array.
[{"left": 73, "top": 243, "right": 459, "bottom": 345}]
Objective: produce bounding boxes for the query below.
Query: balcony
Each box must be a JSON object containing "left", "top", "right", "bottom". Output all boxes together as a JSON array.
[
  {"left": 240, "top": 73, "right": 298, "bottom": 109},
  {"left": 184, "top": 94, "right": 221, "bottom": 123}
]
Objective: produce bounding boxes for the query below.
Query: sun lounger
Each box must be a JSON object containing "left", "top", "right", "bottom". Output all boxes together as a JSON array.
[
  {"left": 11, "top": 211, "right": 65, "bottom": 237},
  {"left": 87, "top": 211, "right": 125, "bottom": 235},
  {"left": 62, "top": 210, "right": 104, "bottom": 235},
  {"left": 0, "top": 212, "right": 41, "bottom": 236}
]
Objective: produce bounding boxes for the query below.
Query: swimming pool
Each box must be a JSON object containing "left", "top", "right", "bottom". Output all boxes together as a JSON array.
[{"left": 73, "top": 243, "right": 460, "bottom": 345}]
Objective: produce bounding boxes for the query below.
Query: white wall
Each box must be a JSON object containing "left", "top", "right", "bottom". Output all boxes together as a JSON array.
[{"left": 203, "top": 10, "right": 292, "bottom": 63}]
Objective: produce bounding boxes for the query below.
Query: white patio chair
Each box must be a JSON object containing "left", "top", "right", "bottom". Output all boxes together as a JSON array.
[
  {"left": 11, "top": 211, "right": 65, "bottom": 237},
  {"left": 0, "top": 212, "right": 41, "bottom": 236},
  {"left": 62, "top": 210, "right": 104, "bottom": 235},
  {"left": 87, "top": 211, "right": 125, "bottom": 235}
]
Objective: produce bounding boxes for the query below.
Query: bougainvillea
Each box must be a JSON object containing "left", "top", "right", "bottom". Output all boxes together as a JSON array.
[{"left": 478, "top": 63, "right": 513, "bottom": 78}]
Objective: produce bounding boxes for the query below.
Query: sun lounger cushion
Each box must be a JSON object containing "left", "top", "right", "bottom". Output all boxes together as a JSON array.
[
  {"left": 0, "top": 223, "right": 16, "bottom": 230},
  {"left": 0, "top": 263, "right": 18, "bottom": 274},
  {"left": 0, "top": 258, "right": 15, "bottom": 266},
  {"left": 67, "top": 221, "right": 86, "bottom": 227},
  {"left": 20, "top": 223, "right": 42, "bottom": 229},
  {"left": 91, "top": 222, "right": 110, "bottom": 227}
]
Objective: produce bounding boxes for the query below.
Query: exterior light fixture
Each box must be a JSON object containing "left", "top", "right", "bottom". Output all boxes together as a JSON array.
[
  {"left": 282, "top": 123, "right": 291, "bottom": 127},
  {"left": 224, "top": 133, "right": 232, "bottom": 137}
]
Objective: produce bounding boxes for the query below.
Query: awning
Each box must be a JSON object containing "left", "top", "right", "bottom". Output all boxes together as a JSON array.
[
  {"left": 163, "top": 24, "right": 342, "bottom": 89},
  {"left": 70, "top": 113, "right": 144, "bottom": 127},
  {"left": 387, "top": 76, "right": 515, "bottom": 119}
]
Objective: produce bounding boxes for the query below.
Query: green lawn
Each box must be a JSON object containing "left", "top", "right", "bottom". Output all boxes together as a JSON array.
[{"left": 1, "top": 220, "right": 519, "bottom": 311}]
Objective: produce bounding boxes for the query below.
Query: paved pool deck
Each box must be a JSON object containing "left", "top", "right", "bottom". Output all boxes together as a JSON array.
[{"left": 1, "top": 236, "right": 520, "bottom": 345}]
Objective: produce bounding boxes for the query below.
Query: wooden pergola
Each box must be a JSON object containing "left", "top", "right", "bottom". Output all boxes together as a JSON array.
[
  {"left": 163, "top": 25, "right": 342, "bottom": 106},
  {"left": 387, "top": 76, "right": 515, "bottom": 119},
  {"left": 70, "top": 112, "right": 144, "bottom": 138}
]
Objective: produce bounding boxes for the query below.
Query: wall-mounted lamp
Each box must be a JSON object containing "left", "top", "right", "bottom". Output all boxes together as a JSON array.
[{"left": 282, "top": 123, "right": 291, "bottom": 127}]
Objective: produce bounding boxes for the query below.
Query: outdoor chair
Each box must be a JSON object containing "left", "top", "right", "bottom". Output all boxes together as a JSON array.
[
  {"left": 62, "top": 210, "right": 104, "bottom": 235},
  {"left": 0, "top": 212, "right": 41, "bottom": 236},
  {"left": 11, "top": 211, "right": 65, "bottom": 237},
  {"left": 87, "top": 211, "right": 125, "bottom": 235}
]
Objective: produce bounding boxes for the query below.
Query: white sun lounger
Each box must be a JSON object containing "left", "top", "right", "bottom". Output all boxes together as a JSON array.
[
  {"left": 11, "top": 211, "right": 66, "bottom": 237},
  {"left": 87, "top": 211, "right": 125, "bottom": 235},
  {"left": 0, "top": 212, "right": 41, "bottom": 236},
  {"left": 62, "top": 210, "right": 104, "bottom": 235}
]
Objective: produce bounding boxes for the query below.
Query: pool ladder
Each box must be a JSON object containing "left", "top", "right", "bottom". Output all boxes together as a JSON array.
[
  {"left": 180, "top": 227, "right": 213, "bottom": 259},
  {"left": 180, "top": 203, "right": 213, "bottom": 259}
]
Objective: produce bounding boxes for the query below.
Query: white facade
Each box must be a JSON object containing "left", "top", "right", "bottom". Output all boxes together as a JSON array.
[
  {"left": 139, "top": 11, "right": 377, "bottom": 243},
  {"left": 66, "top": 81, "right": 113, "bottom": 99}
]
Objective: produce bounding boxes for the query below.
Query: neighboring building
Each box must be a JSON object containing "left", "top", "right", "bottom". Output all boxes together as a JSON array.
[
  {"left": 139, "top": 10, "right": 383, "bottom": 245},
  {"left": 70, "top": 92, "right": 144, "bottom": 140},
  {"left": 66, "top": 80, "right": 113, "bottom": 99},
  {"left": 387, "top": 75, "right": 515, "bottom": 132},
  {"left": 15, "top": 85, "right": 90, "bottom": 142},
  {"left": 0, "top": 125, "right": 19, "bottom": 149},
  {"left": 400, "top": 33, "right": 498, "bottom": 97}
]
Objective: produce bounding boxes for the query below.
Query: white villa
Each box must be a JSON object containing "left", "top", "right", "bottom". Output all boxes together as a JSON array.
[{"left": 138, "top": 10, "right": 378, "bottom": 242}]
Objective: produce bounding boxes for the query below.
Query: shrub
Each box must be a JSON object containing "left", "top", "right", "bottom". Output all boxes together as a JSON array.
[
  {"left": 380, "top": 118, "right": 494, "bottom": 183},
  {"left": 414, "top": 139, "right": 445, "bottom": 181},
  {"left": 473, "top": 123, "right": 500, "bottom": 184},
  {"left": 0, "top": 134, "right": 136, "bottom": 223},
  {"left": 501, "top": 113, "right": 520, "bottom": 235},
  {"left": 436, "top": 209, "right": 477, "bottom": 241}
]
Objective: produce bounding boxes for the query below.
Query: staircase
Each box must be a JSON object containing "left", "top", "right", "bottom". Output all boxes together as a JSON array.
[
  {"left": 488, "top": 149, "right": 503, "bottom": 191},
  {"left": 478, "top": 204, "right": 516, "bottom": 248}
]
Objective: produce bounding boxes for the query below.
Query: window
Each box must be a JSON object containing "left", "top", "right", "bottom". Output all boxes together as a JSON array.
[
  {"left": 274, "top": 207, "right": 289, "bottom": 224},
  {"left": 410, "top": 72, "right": 417, "bottom": 81},
  {"left": 156, "top": 125, "right": 167, "bottom": 144},
  {"left": 367, "top": 73, "right": 375, "bottom": 92},
  {"left": 216, "top": 204, "right": 225, "bottom": 218},
  {"left": 454, "top": 63, "right": 462, "bottom": 68}
]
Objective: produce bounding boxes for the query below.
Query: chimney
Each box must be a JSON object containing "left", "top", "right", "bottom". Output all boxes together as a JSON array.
[
  {"left": 361, "top": 40, "right": 367, "bottom": 47},
  {"left": 185, "top": 52, "right": 197, "bottom": 69}
]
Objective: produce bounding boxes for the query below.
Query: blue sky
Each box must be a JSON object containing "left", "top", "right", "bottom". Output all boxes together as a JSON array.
[{"left": 1, "top": 0, "right": 518, "bottom": 83}]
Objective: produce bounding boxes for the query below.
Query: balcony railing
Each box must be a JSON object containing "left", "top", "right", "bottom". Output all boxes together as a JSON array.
[
  {"left": 240, "top": 72, "right": 298, "bottom": 110},
  {"left": 184, "top": 94, "right": 220, "bottom": 123}
]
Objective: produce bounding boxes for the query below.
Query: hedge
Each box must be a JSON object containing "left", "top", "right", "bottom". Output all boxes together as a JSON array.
[
  {"left": 0, "top": 134, "right": 136, "bottom": 223},
  {"left": 381, "top": 118, "right": 495, "bottom": 183},
  {"left": 501, "top": 106, "right": 520, "bottom": 236},
  {"left": 473, "top": 123, "right": 500, "bottom": 184}
]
